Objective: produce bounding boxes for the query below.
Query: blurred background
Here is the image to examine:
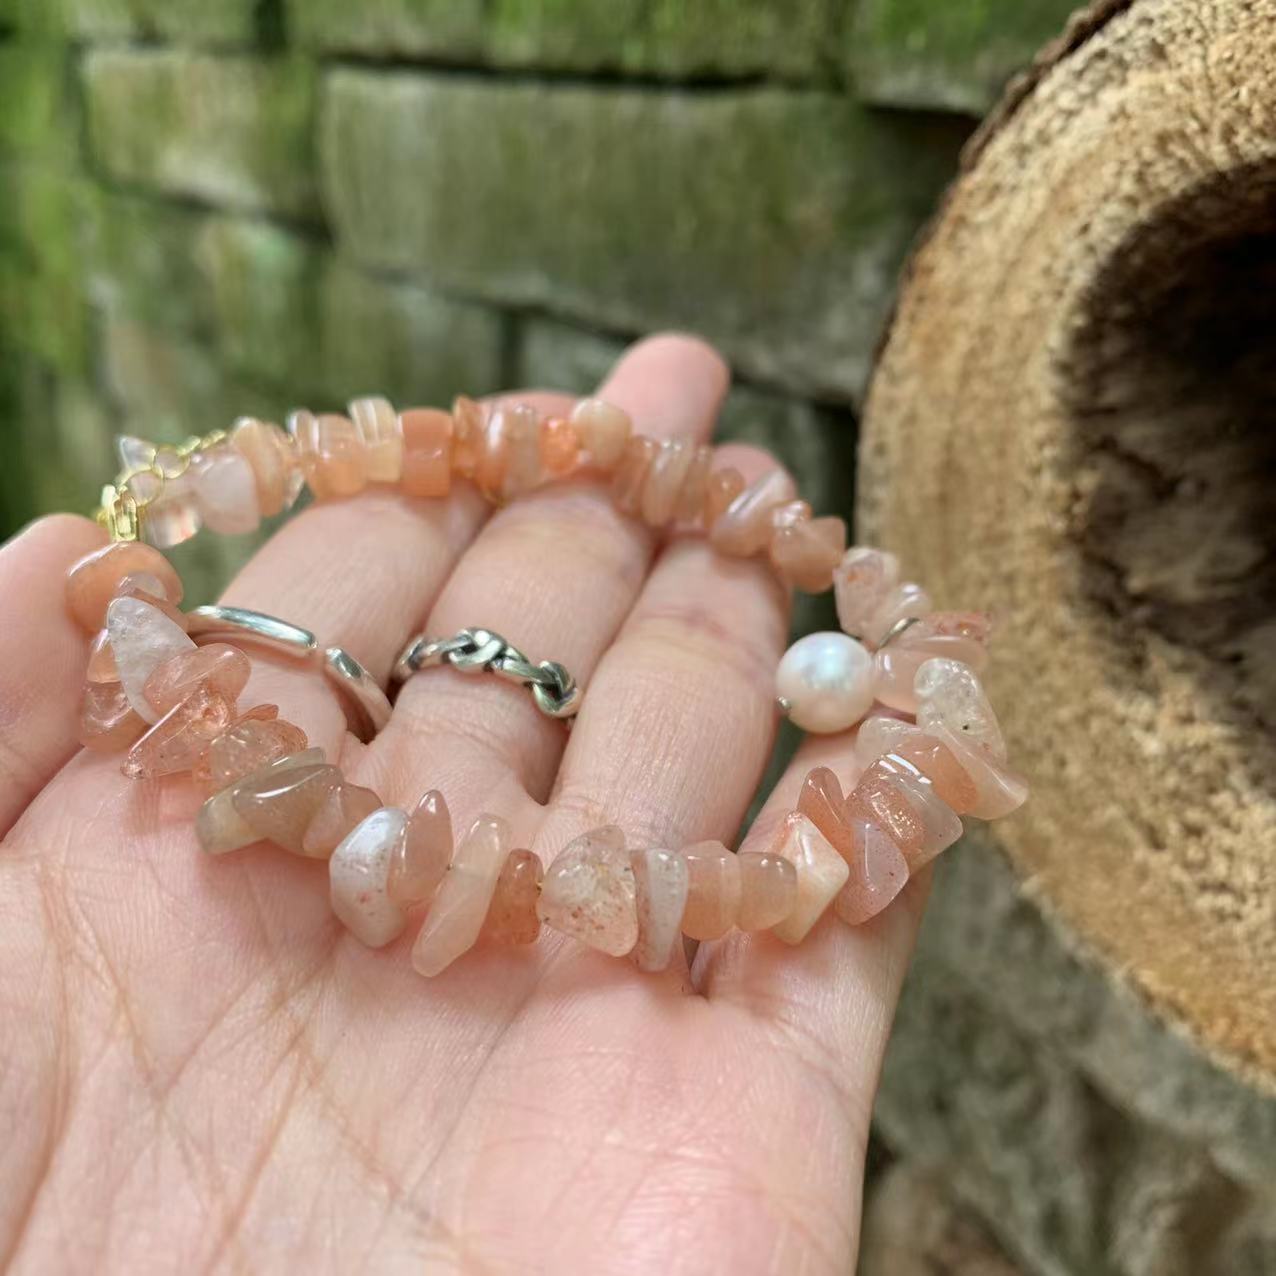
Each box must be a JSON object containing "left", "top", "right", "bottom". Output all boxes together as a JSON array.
[{"left": 10, "top": 4, "right": 1267, "bottom": 1275}]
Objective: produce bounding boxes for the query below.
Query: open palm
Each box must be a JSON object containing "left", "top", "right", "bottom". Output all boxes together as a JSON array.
[{"left": 0, "top": 336, "right": 925, "bottom": 1275}]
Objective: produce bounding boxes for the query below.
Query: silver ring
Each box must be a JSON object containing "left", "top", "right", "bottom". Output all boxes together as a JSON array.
[
  {"left": 392, "top": 627, "right": 581, "bottom": 721},
  {"left": 186, "top": 605, "right": 392, "bottom": 740}
]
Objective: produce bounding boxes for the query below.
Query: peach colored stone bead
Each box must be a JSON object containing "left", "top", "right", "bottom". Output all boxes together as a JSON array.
[
  {"left": 571, "top": 397, "right": 632, "bottom": 470},
  {"left": 388, "top": 789, "right": 453, "bottom": 907},
  {"left": 873, "top": 612, "right": 991, "bottom": 712},
  {"left": 451, "top": 395, "right": 486, "bottom": 478},
  {"left": 771, "top": 499, "right": 812, "bottom": 530},
  {"left": 87, "top": 630, "right": 118, "bottom": 683},
  {"left": 914, "top": 657, "right": 1006, "bottom": 760},
  {"left": 629, "top": 847, "right": 689, "bottom": 972},
  {"left": 189, "top": 446, "right": 260, "bottom": 535},
  {"left": 702, "top": 467, "right": 745, "bottom": 528},
  {"left": 854, "top": 719, "right": 977, "bottom": 815},
  {"left": 399, "top": 408, "right": 454, "bottom": 499},
  {"left": 502, "top": 403, "right": 543, "bottom": 498},
  {"left": 329, "top": 807, "right": 409, "bottom": 947},
  {"left": 66, "top": 542, "right": 183, "bottom": 633},
  {"left": 710, "top": 468, "right": 797, "bottom": 557},
  {"left": 769, "top": 812, "right": 849, "bottom": 944},
  {"left": 612, "top": 435, "right": 657, "bottom": 515},
  {"left": 833, "top": 547, "right": 900, "bottom": 638},
  {"left": 231, "top": 761, "right": 341, "bottom": 855},
  {"left": 536, "top": 825, "right": 637, "bottom": 956},
  {"left": 474, "top": 409, "right": 510, "bottom": 499},
  {"left": 79, "top": 681, "right": 146, "bottom": 752},
  {"left": 125, "top": 466, "right": 203, "bottom": 549},
  {"left": 797, "top": 766, "right": 856, "bottom": 862},
  {"left": 680, "top": 841, "right": 741, "bottom": 941},
  {"left": 844, "top": 761, "right": 925, "bottom": 859},
  {"left": 640, "top": 437, "right": 694, "bottom": 527},
  {"left": 231, "top": 417, "right": 301, "bottom": 518},
  {"left": 195, "top": 748, "right": 325, "bottom": 854},
  {"left": 107, "top": 596, "right": 196, "bottom": 724},
  {"left": 834, "top": 818, "right": 909, "bottom": 926},
  {"left": 302, "top": 778, "right": 382, "bottom": 858},
  {"left": 113, "top": 573, "right": 187, "bottom": 629},
  {"left": 411, "top": 814, "right": 511, "bottom": 977},
  {"left": 922, "top": 721, "right": 1028, "bottom": 820},
  {"left": 869, "top": 755, "right": 962, "bottom": 869},
  {"left": 288, "top": 410, "right": 367, "bottom": 501},
  {"left": 348, "top": 396, "right": 403, "bottom": 483},
  {"left": 675, "top": 444, "right": 713, "bottom": 522},
  {"left": 771, "top": 515, "right": 848, "bottom": 593},
  {"left": 192, "top": 713, "right": 308, "bottom": 794},
  {"left": 143, "top": 643, "right": 250, "bottom": 716},
  {"left": 481, "top": 849, "right": 543, "bottom": 945},
  {"left": 122, "top": 686, "right": 236, "bottom": 779},
  {"left": 864, "top": 582, "right": 932, "bottom": 646},
  {"left": 540, "top": 417, "right": 580, "bottom": 477},
  {"left": 737, "top": 853, "right": 797, "bottom": 931}
]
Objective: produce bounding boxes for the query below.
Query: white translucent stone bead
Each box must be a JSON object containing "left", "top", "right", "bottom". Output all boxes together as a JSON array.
[
  {"left": 106, "top": 596, "right": 195, "bottom": 724},
  {"left": 330, "top": 807, "right": 409, "bottom": 948},
  {"left": 914, "top": 657, "right": 1007, "bottom": 761},
  {"left": 776, "top": 631, "right": 875, "bottom": 734},
  {"left": 190, "top": 447, "right": 261, "bottom": 535}
]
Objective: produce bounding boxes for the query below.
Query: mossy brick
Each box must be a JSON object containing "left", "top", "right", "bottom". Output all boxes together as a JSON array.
[
  {"left": 290, "top": 0, "right": 839, "bottom": 82},
  {"left": 56, "top": 0, "right": 257, "bottom": 44},
  {"left": 0, "top": 43, "right": 77, "bottom": 163},
  {"left": 322, "top": 74, "right": 967, "bottom": 402},
  {"left": 84, "top": 51, "right": 318, "bottom": 218},
  {"left": 847, "top": 0, "right": 1080, "bottom": 115},
  {"left": 316, "top": 262, "right": 506, "bottom": 407}
]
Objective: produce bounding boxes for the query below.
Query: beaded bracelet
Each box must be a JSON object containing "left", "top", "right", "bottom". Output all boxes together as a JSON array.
[{"left": 64, "top": 395, "right": 1027, "bottom": 976}]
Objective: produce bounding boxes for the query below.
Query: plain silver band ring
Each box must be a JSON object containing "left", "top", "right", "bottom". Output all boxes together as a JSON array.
[
  {"left": 186, "top": 605, "right": 392, "bottom": 740},
  {"left": 392, "top": 627, "right": 582, "bottom": 721}
]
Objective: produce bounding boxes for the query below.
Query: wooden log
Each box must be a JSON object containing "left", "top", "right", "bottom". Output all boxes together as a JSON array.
[{"left": 859, "top": 0, "right": 1276, "bottom": 1079}]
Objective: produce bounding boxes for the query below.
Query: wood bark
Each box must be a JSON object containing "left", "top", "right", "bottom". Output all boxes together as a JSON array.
[{"left": 859, "top": 0, "right": 1276, "bottom": 1078}]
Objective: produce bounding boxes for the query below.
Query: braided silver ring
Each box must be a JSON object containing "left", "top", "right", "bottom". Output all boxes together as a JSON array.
[{"left": 392, "top": 627, "right": 582, "bottom": 721}]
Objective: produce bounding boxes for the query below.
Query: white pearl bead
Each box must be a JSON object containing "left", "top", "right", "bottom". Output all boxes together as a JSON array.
[{"left": 775, "top": 631, "right": 875, "bottom": 734}]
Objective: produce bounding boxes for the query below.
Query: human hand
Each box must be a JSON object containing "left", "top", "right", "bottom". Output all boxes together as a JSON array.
[{"left": 0, "top": 335, "right": 925, "bottom": 1274}]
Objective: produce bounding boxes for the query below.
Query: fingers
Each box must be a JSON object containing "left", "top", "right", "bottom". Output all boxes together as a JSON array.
[
  {"left": 0, "top": 515, "right": 106, "bottom": 836},
  {"left": 373, "top": 334, "right": 730, "bottom": 820},
  {"left": 213, "top": 451, "right": 496, "bottom": 760}
]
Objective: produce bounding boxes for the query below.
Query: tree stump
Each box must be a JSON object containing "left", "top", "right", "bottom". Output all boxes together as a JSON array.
[{"left": 862, "top": 0, "right": 1276, "bottom": 1079}]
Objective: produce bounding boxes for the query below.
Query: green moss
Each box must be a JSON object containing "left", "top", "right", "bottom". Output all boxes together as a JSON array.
[
  {"left": 848, "top": 0, "right": 1079, "bottom": 113},
  {"left": 322, "top": 75, "right": 966, "bottom": 399},
  {"left": 0, "top": 43, "right": 76, "bottom": 163},
  {"left": 83, "top": 50, "right": 318, "bottom": 217}
]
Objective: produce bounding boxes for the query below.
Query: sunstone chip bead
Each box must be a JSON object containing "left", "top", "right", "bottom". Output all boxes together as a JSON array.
[
  {"left": 399, "top": 408, "right": 454, "bottom": 499},
  {"left": 848, "top": 760, "right": 961, "bottom": 872},
  {"left": 539, "top": 417, "right": 581, "bottom": 477},
  {"left": 612, "top": 436, "right": 658, "bottom": 515},
  {"left": 79, "top": 681, "right": 146, "bottom": 752},
  {"left": 122, "top": 686, "right": 236, "bottom": 780},
  {"left": 330, "top": 807, "right": 409, "bottom": 948},
  {"left": 914, "top": 657, "right": 1006, "bottom": 760},
  {"left": 231, "top": 417, "right": 302, "bottom": 517},
  {"left": 863, "top": 582, "right": 932, "bottom": 647},
  {"left": 770, "top": 515, "right": 848, "bottom": 594},
  {"left": 702, "top": 467, "right": 745, "bottom": 528},
  {"left": 537, "top": 825, "right": 638, "bottom": 956},
  {"left": 107, "top": 596, "right": 196, "bottom": 724},
  {"left": 348, "top": 396, "right": 403, "bottom": 483},
  {"left": 630, "top": 847, "right": 690, "bottom": 972},
  {"left": 920, "top": 720, "right": 1028, "bottom": 820},
  {"left": 641, "top": 437, "right": 695, "bottom": 527},
  {"left": 675, "top": 444, "right": 714, "bottom": 522},
  {"left": 451, "top": 395, "right": 485, "bottom": 478},
  {"left": 833, "top": 818, "right": 909, "bottom": 926},
  {"left": 833, "top": 547, "right": 899, "bottom": 639},
  {"left": 500, "top": 403, "right": 542, "bottom": 499},
  {"left": 737, "top": 853, "right": 797, "bottom": 931},
  {"left": 775, "top": 631, "right": 875, "bottom": 734},
  {"left": 196, "top": 748, "right": 326, "bottom": 854},
  {"left": 191, "top": 712, "right": 308, "bottom": 794},
  {"left": 388, "top": 789, "right": 453, "bottom": 908},
  {"left": 768, "top": 812, "right": 849, "bottom": 944},
  {"left": 411, "top": 814, "right": 511, "bottom": 977},
  {"left": 570, "top": 397, "right": 632, "bottom": 470},
  {"left": 143, "top": 643, "right": 251, "bottom": 716},
  {"left": 855, "top": 718, "right": 978, "bottom": 814},
  {"left": 289, "top": 410, "right": 367, "bottom": 501},
  {"left": 710, "top": 469, "right": 797, "bottom": 557},
  {"left": 796, "top": 765, "right": 856, "bottom": 861},
  {"left": 680, "top": 841, "right": 741, "bottom": 941},
  {"left": 231, "top": 761, "right": 341, "bottom": 855},
  {"left": 302, "top": 778, "right": 382, "bottom": 858},
  {"left": 66, "top": 542, "right": 184, "bottom": 633},
  {"left": 481, "top": 849, "right": 544, "bottom": 945},
  {"left": 189, "top": 446, "right": 260, "bottom": 536}
]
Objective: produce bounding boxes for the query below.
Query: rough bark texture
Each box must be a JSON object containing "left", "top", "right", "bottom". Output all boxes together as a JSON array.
[{"left": 860, "top": 0, "right": 1276, "bottom": 1079}]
